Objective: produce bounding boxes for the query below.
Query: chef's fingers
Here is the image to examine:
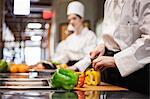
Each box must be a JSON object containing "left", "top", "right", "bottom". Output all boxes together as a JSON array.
[
  {"left": 98, "top": 52, "right": 104, "bottom": 58},
  {"left": 92, "top": 58, "right": 101, "bottom": 69},
  {"left": 101, "top": 66, "right": 109, "bottom": 71},
  {"left": 99, "top": 65, "right": 104, "bottom": 70},
  {"left": 94, "top": 60, "right": 103, "bottom": 71},
  {"left": 90, "top": 50, "right": 100, "bottom": 60}
]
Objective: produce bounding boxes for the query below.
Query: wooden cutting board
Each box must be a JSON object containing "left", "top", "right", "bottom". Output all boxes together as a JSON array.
[{"left": 74, "top": 83, "right": 128, "bottom": 91}]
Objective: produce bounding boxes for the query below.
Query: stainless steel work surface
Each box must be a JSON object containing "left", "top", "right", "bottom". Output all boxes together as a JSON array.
[{"left": 0, "top": 72, "right": 52, "bottom": 89}]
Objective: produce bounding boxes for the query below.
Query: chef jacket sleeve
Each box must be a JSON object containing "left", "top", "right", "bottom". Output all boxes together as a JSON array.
[{"left": 114, "top": 0, "right": 150, "bottom": 77}]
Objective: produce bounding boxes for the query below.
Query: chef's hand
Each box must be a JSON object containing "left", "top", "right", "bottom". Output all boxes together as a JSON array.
[
  {"left": 92, "top": 56, "right": 116, "bottom": 71},
  {"left": 90, "top": 43, "right": 105, "bottom": 59}
]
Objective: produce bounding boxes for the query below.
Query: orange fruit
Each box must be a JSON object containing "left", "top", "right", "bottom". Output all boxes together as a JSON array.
[
  {"left": 9, "top": 63, "right": 29, "bottom": 73},
  {"left": 18, "top": 64, "right": 29, "bottom": 73},
  {"left": 10, "top": 65, "right": 18, "bottom": 73}
]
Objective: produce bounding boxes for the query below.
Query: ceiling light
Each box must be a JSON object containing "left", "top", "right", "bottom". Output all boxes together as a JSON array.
[
  {"left": 31, "top": 36, "right": 42, "bottom": 41},
  {"left": 27, "top": 23, "right": 42, "bottom": 29},
  {"left": 14, "top": 0, "right": 30, "bottom": 15}
]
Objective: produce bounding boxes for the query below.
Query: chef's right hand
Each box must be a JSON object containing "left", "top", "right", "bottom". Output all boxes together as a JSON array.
[{"left": 90, "top": 43, "right": 105, "bottom": 60}]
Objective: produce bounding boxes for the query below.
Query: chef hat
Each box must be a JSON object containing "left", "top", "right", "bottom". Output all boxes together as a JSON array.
[
  {"left": 67, "top": 24, "right": 75, "bottom": 32},
  {"left": 67, "top": 1, "right": 84, "bottom": 18}
]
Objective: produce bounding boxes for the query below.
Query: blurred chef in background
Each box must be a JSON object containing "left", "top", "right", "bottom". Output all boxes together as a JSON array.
[
  {"left": 53, "top": 24, "right": 75, "bottom": 59},
  {"left": 51, "top": 1, "right": 97, "bottom": 66},
  {"left": 90, "top": 0, "right": 150, "bottom": 95}
]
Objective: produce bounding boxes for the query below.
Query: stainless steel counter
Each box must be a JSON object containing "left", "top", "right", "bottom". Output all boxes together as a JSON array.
[
  {"left": 0, "top": 72, "right": 149, "bottom": 99},
  {"left": 0, "top": 90, "right": 148, "bottom": 99}
]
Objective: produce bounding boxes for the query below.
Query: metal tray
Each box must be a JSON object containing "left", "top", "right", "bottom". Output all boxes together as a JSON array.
[
  {"left": 29, "top": 69, "right": 56, "bottom": 73},
  {"left": 0, "top": 72, "right": 52, "bottom": 89}
]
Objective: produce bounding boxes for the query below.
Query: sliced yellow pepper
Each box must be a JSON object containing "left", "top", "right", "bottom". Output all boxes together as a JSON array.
[{"left": 85, "top": 68, "right": 101, "bottom": 86}]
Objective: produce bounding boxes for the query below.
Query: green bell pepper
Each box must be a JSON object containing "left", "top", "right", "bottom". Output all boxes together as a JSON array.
[{"left": 51, "top": 68, "right": 79, "bottom": 90}]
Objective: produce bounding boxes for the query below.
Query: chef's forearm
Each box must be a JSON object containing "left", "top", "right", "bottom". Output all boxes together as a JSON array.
[{"left": 114, "top": 38, "right": 150, "bottom": 77}]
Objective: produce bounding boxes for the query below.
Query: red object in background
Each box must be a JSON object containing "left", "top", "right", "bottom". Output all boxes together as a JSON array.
[{"left": 43, "top": 10, "right": 53, "bottom": 19}]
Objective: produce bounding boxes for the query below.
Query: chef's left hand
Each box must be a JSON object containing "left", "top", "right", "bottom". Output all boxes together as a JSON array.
[{"left": 92, "top": 56, "right": 116, "bottom": 71}]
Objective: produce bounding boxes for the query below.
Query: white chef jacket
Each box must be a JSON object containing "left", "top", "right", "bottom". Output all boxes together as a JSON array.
[
  {"left": 52, "top": 27, "right": 97, "bottom": 64},
  {"left": 101, "top": 0, "right": 150, "bottom": 77},
  {"left": 102, "top": 0, "right": 125, "bottom": 51},
  {"left": 74, "top": 0, "right": 125, "bottom": 72}
]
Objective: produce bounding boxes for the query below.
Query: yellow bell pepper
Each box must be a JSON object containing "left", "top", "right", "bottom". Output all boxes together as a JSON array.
[{"left": 85, "top": 68, "right": 101, "bottom": 86}]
